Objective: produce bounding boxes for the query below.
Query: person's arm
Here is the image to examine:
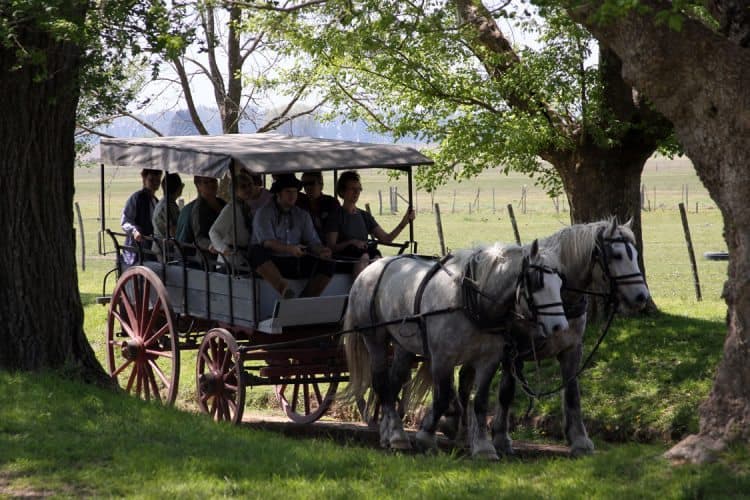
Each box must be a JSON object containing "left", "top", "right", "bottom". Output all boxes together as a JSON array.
[
  {"left": 121, "top": 193, "right": 140, "bottom": 240},
  {"left": 175, "top": 202, "right": 193, "bottom": 243},
  {"left": 371, "top": 208, "right": 415, "bottom": 243},
  {"left": 300, "top": 211, "right": 331, "bottom": 258},
  {"left": 209, "top": 204, "right": 233, "bottom": 256}
]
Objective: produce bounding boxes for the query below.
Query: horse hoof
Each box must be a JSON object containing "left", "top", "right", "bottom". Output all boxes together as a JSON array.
[
  {"left": 389, "top": 430, "right": 412, "bottom": 450},
  {"left": 570, "top": 437, "right": 595, "bottom": 457},
  {"left": 493, "top": 435, "right": 515, "bottom": 456},
  {"left": 472, "top": 442, "right": 500, "bottom": 461},
  {"left": 415, "top": 430, "right": 438, "bottom": 453},
  {"left": 438, "top": 416, "right": 459, "bottom": 441}
]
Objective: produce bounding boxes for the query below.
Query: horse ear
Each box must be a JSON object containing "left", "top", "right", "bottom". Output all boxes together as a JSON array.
[
  {"left": 623, "top": 217, "right": 633, "bottom": 229},
  {"left": 608, "top": 218, "right": 617, "bottom": 236},
  {"left": 530, "top": 239, "right": 539, "bottom": 258}
]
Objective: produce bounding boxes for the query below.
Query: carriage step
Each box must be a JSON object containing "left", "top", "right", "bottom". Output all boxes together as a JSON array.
[{"left": 96, "top": 296, "right": 111, "bottom": 305}]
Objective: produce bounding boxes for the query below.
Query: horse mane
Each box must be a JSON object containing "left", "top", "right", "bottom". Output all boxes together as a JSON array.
[{"left": 538, "top": 218, "right": 636, "bottom": 278}]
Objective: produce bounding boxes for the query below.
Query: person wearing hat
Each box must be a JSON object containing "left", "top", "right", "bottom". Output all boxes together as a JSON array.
[
  {"left": 249, "top": 173, "right": 334, "bottom": 298},
  {"left": 121, "top": 168, "right": 162, "bottom": 265}
]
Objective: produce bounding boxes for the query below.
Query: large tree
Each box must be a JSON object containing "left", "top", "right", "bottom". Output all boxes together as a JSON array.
[
  {"left": 269, "top": 0, "right": 673, "bottom": 269},
  {"left": 0, "top": 1, "right": 103, "bottom": 378},
  {"left": 561, "top": 0, "right": 749, "bottom": 462}
]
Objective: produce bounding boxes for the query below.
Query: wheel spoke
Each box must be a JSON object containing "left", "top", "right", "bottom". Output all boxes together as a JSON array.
[
  {"left": 148, "top": 358, "right": 170, "bottom": 387},
  {"left": 312, "top": 382, "right": 323, "bottom": 405},
  {"left": 145, "top": 364, "right": 163, "bottom": 404},
  {"left": 210, "top": 398, "right": 218, "bottom": 419},
  {"left": 291, "top": 382, "right": 300, "bottom": 412},
  {"left": 135, "top": 364, "right": 143, "bottom": 398},
  {"left": 141, "top": 290, "right": 159, "bottom": 336},
  {"left": 303, "top": 382, "right": 310, "bottom": 414},
  {"left": 145, "top": 348, "right": 173, "bottom": 359},
  {"left": 117, "top": 294, "right": 138, "bottom": 338},
  {"left": 138, "top": 278, "right": 151, "bottom": 329},
  {"left": 199, "top": 350, "right": 214, "bottom": 368},
  {"left": 112, "top": 359, "right": 133, "bottom": 378},
  {"left": 111, "top": 310, "right": 136, "bottom": 339},
  {"left": 125, "top": 365, "right": 137, "bottom": 392},
  {"left": 220, "top": 348, "right": 232, "bottom": 373},
  {"left": 143, "top": 323, "right": 170, "bottom": 347}
]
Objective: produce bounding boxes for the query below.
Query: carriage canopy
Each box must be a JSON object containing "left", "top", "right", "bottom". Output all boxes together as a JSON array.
[{"left": 99, "top": 133, "right": 434, "bottom": 178}]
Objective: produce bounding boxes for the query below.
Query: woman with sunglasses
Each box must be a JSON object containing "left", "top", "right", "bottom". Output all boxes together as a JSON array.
[{"left": 325, "top": 170, "right": 415, "bottom": 277}]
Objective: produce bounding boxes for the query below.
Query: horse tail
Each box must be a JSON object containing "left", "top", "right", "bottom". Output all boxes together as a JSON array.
[
  {"left": 340, "top": 312, "right": 372, "bottom": 406},
  {"left": 403, "top": 359, "right": 432, "bottom": 414}
]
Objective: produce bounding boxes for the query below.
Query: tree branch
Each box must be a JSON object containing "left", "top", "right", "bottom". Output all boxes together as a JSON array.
[
  {"left": 228, "top": 0, "right": 327, "bottom": 12},
  {"left": 170, "top": 56, "right": 210, "bottom": 135}
]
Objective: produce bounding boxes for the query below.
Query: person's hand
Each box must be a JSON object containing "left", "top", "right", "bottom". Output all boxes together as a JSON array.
[
  {"left": 403, "top": 207, "right": 416, "bottom": 224},
  {"left": 132, "top": 229, "right": 142, "bottom": 242},
  {"left": 318, "top": 247, "right": 332, "bottom": 259},
  {"left": 208, "top": 244, "right": 219, "bottom": 255},
  {"left": 288, "top": 244, "right": 306, "bottom": 257},
  {"left": 350, "top": 240, "right": 367, "bottom": 250}
]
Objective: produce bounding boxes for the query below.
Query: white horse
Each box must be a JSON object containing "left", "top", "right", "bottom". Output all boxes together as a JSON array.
[
  {"left": 483, "top": 219, "right": 651, "bottom": 456},
  {"left": 342, "top": 240, "right": 568, "bottom": 460}
]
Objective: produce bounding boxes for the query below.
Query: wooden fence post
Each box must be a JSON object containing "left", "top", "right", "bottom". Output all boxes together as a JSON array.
[
  {"left": 435, "top": 203, "right": 446, "bottom": 256},
  {"left": 378, "top": 190, "right": 383, "bottom": 215},
  {"left": 451, "top": 190, "right": 456, "bottom": 213},
  {"left": 365, "top": 203, "right": 371, "bottom": 214},
  {"left": 507, "top": 204, "right": 521, "bottom": 245},
  {"left": 679, "top": 202, "right": 702, "bottom": 301},
  {"left": 492, "top": 188, "right": 496, "bottom": 213}
]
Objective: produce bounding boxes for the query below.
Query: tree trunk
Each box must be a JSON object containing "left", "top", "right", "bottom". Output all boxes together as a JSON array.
[
  {"left": 0, "top": 4, "right": 108, "bottom": 383},
  {"left": 567, "top": 0, "right": 750, "bottom": 462}
]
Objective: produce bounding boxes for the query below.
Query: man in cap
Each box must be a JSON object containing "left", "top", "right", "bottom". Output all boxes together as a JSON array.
[{"left": 249, "top": 174, "right": 333, "bottom": 298}]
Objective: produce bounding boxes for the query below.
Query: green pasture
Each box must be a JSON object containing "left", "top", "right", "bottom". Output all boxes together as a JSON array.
[{"left": 3, "top": 157, "right": 743, "bottom": 497}]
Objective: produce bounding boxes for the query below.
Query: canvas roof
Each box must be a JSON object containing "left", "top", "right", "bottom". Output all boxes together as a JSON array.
[{"left": 99, "top": 133, "right": 433, "bottom": 178}]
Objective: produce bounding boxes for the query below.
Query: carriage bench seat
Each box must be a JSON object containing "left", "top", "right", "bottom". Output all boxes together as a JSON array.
[{"left": 257, "top": 295, "right": 348, "bottom": 334}]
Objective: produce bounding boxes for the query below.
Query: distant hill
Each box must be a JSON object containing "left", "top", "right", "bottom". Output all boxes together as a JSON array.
[{"left": 95, "top": 106, "right": 416, "bottom": 144}]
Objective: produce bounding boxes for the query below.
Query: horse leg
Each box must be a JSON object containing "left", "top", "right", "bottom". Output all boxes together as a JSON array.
[
  {"left": 390, "top": 346, "right": 416, "bottom": 424},
  {"left": 416, "top": 367, "right": 454, "bottom": 454},
  {"left": 467, "top": 360, "right": 500, "bottom": 460},
  {"left": 558, "top": 343, "right": 594, "bottom": 456},
  {"left": 491, "top": 359, "right": 517, "bottom": 456}
]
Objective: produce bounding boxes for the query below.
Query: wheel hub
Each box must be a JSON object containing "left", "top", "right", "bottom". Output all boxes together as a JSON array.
[
  {"left": 120, "top": 339, "right": 143, "bottom": 361},
  {"left": 199, "top": 371, "right": 224, "bottom": 395}
]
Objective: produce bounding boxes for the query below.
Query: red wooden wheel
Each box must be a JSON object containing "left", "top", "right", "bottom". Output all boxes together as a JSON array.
[
  {"left": 106, "top": 266, "right": 179, "bottom": 404},
  {"left": 196, "top": 328, "right": 246, "bottom": 424},
  {"left": 275, "top": 377, "right": 338, "bottom": 424}
]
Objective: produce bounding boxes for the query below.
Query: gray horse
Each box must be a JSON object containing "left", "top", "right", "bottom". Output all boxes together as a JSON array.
[
  {"left": 341, "top": 240, "right": 568, "bottom": 460},
  {"left": 449, "top": 219, "right": 650, "bottom": 457}
]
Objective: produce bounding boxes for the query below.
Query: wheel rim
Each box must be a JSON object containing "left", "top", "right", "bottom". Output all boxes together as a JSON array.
[
  {"left": 275, "top": 377, "right": 338, "bottom": 424},
  {"left": 106, "top": 266, "right": 179, "bottom": 404},
  {"left": 196, "top": 328, "right": 246, "bottom": 424}
]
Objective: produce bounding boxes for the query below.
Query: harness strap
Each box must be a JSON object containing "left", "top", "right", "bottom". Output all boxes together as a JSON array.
[
  {"left": 369, "top": 255, "right": 413, "bottom": 336},
  {"left": 413, "top": 254, "right": 454, "bottom": 357}
]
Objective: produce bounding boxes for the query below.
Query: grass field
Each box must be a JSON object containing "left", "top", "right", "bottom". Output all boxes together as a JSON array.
[{"left": 2, "top": 155, "right": 743, "bottom": 497}]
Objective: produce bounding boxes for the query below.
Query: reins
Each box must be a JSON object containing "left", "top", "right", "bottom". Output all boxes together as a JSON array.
[{"left": 511, "top": 228, "right": 645, "bottom": 413}]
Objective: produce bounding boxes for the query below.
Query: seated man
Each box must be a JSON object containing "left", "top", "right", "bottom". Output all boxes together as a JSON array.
[
  {"left": 296, "top": 171, "right": 340, "bottom": 241},
  {"left": 151, "top": 172, "right": 184, "bottom": 255},
  {"left": 249, "top": 174, "right": 333, "bottom": 298},
  {"left": 175, "top": 176, "right": 227, "bottom": 255},
  {"left": 121, "top": 168, "right": 162, "bottom": 265}
]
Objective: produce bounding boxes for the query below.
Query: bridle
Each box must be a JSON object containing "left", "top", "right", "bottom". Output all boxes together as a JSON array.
[
  {"left": 515, "top": 255, "right": 566, "bottom": 335},
  {"left": 592, "top": 229, "right": 647, "bottom": 300}
]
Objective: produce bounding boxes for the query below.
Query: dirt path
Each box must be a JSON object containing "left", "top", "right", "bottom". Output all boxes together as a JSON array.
[{"left": 241, "top": 413, "right": 571, "bottom": 459}]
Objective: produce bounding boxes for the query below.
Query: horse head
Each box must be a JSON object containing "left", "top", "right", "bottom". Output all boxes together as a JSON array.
[
  {"left": 593, "top": 218, "right": 651, "bottom": 311},
  {"left": 516, "top": 239, "right": 568, "bottom": 338}
]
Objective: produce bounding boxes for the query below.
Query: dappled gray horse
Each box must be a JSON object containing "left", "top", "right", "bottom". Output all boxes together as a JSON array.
[
  {"left": 486, "top": 219, "right": 650, "bottom": 456},
  {"left": 342, "top": 240, "right": 568, "bottom": 460}
]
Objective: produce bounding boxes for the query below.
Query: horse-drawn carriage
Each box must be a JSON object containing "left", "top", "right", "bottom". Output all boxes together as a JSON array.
[{"left": 97, "top": 133, "right": 431, "bottom": 424}]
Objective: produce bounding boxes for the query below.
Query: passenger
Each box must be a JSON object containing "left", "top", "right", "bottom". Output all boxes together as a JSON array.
[
  {"left": 121, "top": 168, "right": 162, "bottom": 265},
  {"left": 175, "top": 176, "right": 227, "bottom": 253},
  {"left": 325, "top": 170, "right": 415, "bottom": 277},
  {"left": 296, "top": 171, "right": 340, "bottom": 241},
  {"left": 209, "top": 169, "right": 258, "bottom": 270},
  {"left": 246, "top": 173, "right": 273, "bottom": 213},
  {"left": 151, "top": 173, "right": 184, "bottom": 253},
  {"left": 249, "top": 174, "right": 334, "bottom": 298}
]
